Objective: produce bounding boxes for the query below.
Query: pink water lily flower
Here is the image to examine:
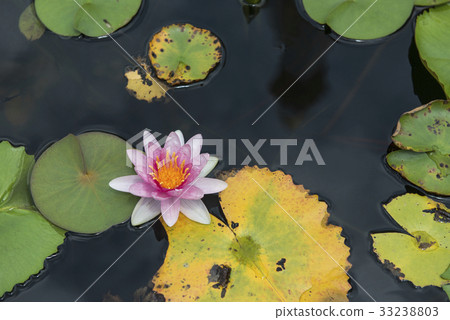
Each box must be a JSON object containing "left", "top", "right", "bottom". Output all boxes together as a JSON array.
[{"left": 109, "top": 130, "right": 227, "bottom": 227}]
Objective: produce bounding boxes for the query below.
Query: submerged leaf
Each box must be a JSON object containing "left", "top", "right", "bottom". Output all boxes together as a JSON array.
[
  {"left": 30, "top": 132, "right": 138, "bottom": 234},
  {"left": 18, "top": 4, "right": 45, "bottom": 41},
  {"left": 125, "top": 65, "right": 168, "bottom": 103},
  {"left": 34, "top": 0, "right": 142, "bottom": 37},
  {"left": 372, "top": 194, "right": 450, "bottom": 288},
  {"left": 0, "top": 142, "right": 65, "bottom": 297},
  {"left": 149, "top": 167, "right": 351, "bottom": 301},
  {"left": 415, "top": 4, "right": 450, "bottom": 98},
  {"left": 148, "top": 23, "right": 223, "bottom": 85},
  {"left": 302, "top": 0, "right": 415, "bottom": 40}
]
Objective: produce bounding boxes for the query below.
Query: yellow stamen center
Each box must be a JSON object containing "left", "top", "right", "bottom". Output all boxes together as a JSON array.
[{"left": 149, "top": 150, "right": 190, "bottom": 190}]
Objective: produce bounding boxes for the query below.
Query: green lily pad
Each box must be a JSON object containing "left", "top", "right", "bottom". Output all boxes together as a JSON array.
[
  {"left": 34, "top": 0, "right": 142, "bottom": 37},
  {"left": 387, "top": 150, "right": 450, "bottom": 196},
  {"left": 30, "top": 132, "right": 138, "bottom": 234},
  {"left": 442, "top": 264, "right": 450, "bottom": 280},
  {"left": 0, "top": 141, "right": 66, "bottom": 297},
  {"left": 148, "top": 23, "right": 223, "bottom": 86},
  {"left": 415, "top": 3, "right": 450, "bottom": 98},
  {"left": 302, "top": 0, "right": 415, "bottom": 40},
  {"left": 443, "top": 284, "right": 450, "bottom": 299},
  {"left": 392, "top": 100, "right": 450, "bottom": 154},
  {"left": 371, "top": 194, "right": 450, "bottom": 288},
  {"left": 415, "top": 0, "right": 450, "bottom": 6},
  {"left": 387, "top": 100, "right": 450, "bottom": 195},
  {"left": 18, "top": 4, "right": 45, "bottom": 41}
]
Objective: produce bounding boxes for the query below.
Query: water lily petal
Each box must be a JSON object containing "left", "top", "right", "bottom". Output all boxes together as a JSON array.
[
  {"left": 152, "top": 190, "right": 174, "bottom": 200},
  {"left": 174, "top": 130, "right": 185, "bottom": 145},
  {"left": 109, "top": 175, "right": 143, "bottom": 192},
  {"left": 180, "top": 199, "right": 211, "bottom": 224},
  {"left": 127, "top": 149, "right": 147, "bottom": 169},
  {"left": 143, "top": 130, "right": 161, "bottom": 156},
  {"left": 186, "top": 134, "right": 203, "bottom": 159},
  {"left": 164, "top": 131, "right": 183, "bottom": 153},
  {"left": 168, "top": 185, "right": 204, "bottom": 200},
  {"left": 176, "top": 144, "right": 192, "bottom": 165},
  {"left": 199, "top": 155, "right": 219, "bottom": 177},
  {"left": 161, "top": 198, "right": 180, "bottom": 227},
  {"left": 194, "top": 177, "right": 228, "bottom": 194},
  {"left": 131, "top": 198, "right": 161, "bottom": 226},
  {"left": 184, "top": 154, "right": 208, "bottom": 185},
  {"left": 129, "top": 182, "right": 156, "bottom": 198}
]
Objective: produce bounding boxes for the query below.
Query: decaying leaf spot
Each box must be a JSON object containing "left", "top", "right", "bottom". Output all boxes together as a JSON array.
[
  {"left": 208, "top": 264, "right": 231, "bottom": 298},
  {"left": 133, "top": 282, "right": 166, "bottom": 302},
  {"left": 148, "top": 23, "right": 223, "bottom": 86},
  {"left": 383, "top": 260, "right": 406, "bottom": 279},
  {"left": 147, "top": 166, "right": 351, "bottom": 301},
  {"left": 372, "top": 193, "right": 450, "bottom": 288},
  {"left": 423, "top": 206, "right": 450, "bottom": 223},
  {"left": 124, "top": 63, "right": 168, "bottom": 103}
]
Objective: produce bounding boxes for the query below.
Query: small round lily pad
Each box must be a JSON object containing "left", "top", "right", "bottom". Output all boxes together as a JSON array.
[
  {"left": 34, "top": 0, "right": 142, "bottom": 37},
  {"left": 30, "top": 132, "right": 138, "bottom": 234},
  {"left": 148, "top": 23, "right": 223, "bottom": 86}
]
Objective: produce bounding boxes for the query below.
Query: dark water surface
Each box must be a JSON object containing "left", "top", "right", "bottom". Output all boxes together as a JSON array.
[{"left": 1, "top": 0, "right": 448, "bottom": 301}]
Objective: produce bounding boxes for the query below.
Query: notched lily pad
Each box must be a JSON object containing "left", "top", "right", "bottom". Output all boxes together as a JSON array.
[
  {"left": 301, "top": 0, "right": 415, "bottom": 40},
  {"left": 148, "top": 166, "right": 351, "bottom": 301},
  {"left": 19, "top": 4, "right": 45, "bottom": 41},
  {"left": 371, "top": 194, "right": 450, "bottom": 290},
  {"left": 34, "top": 0, "right": 142, "bottom": 37},
  {"left": 387, "top": 100, "right": 450, "bottom": 195},
  {"left": 30, "top": 132, "right": 138, "bottom": 234},
  {"left": 415, "top": 3, "right": 450, "bottom": 98},
  {"left": 0, "top": 141, "right": 66, "bottom": 297},
  {"left": 125, "top": 63, "right": 168, "bottom": 103},
  {"left": 148, "top": 23, "right": 223, "bottom": 85}
]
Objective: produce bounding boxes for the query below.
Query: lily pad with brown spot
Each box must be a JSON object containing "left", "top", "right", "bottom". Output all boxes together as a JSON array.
[
  {"left": 147, "top": 166, "right": 351, "bottom": 301},
  {"left": 387, "top": 100, "right": 450, "bottom": 195},
  {"left": 148, "top": 23, "right": 222, "bottom": 86},
  {"left": 387, "top": 150, "right": 450, "bottom": 196},
  {"left": 371, "top": 194, "right": 450, "bottom": 290},
  {"left": 392, "top": 100, "right": 450, "bottom": 154}
]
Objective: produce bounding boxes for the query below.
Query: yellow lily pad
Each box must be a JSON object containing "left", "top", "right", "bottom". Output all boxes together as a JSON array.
[
  {"left": 148, "top": 166, "right": 351, "bottom": 301},
  {"left": 372, "top": 194, "right": 450, "bottom": 288},
  {"left": 124, "top": 63, "right": 168, "bottom": 103}
]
